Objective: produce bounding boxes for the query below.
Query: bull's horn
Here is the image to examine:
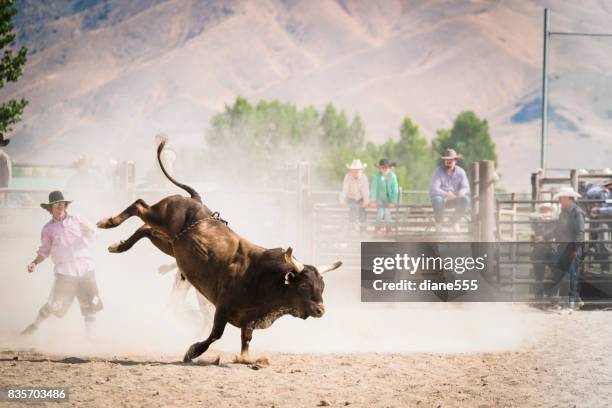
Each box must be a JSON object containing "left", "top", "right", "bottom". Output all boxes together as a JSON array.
[
  {"left": 318, "top": 261, "right": 342, "bottom": 274},
  {"left": 284, "top": 247, "right": 304, "bottom": 273}
]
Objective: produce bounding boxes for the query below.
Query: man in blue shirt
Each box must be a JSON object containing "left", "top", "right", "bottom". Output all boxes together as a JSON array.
[
  {"left": 585, "top": 180, "right": 611, "bottom": 273},
  {"left": 429, "top": 148, "right": 470, "bottom": 231},
  {"left": 590, "top": 180, "right": 612, "bottom": 217}
]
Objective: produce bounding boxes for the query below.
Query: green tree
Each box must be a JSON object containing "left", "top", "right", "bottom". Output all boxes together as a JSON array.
[
  {"left": 317, "top": 104, "right": 367, "bottom": 182},
  {"left": 434, "top": 111, "right": 497, "bottom": 171},
  {"left": 0, "top": 0, "right": 28, "bottom": 134},
  {"left": 394, "top": 117, "right": 435, "bottom": 190}
]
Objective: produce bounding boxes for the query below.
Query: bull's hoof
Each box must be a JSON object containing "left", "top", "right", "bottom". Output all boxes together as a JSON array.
[
  {"left": 233, "top": 354, "right": 270, "bottom": 368},
  {"left": 108, "top": 241, "right": 125, "bottom": 253},
  {"left": 233, "top": 354, "right": 269, "bottom": 365},
  {"left": 183, "top": 343, "right": 198, "bottom": 363},
  {"left": 96, "top": 218, "right": 113, "bottom": 229}
]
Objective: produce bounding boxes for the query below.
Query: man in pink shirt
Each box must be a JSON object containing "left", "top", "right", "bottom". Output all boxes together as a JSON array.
[{"left": 22, "top": 191, "right": 103, "bottom": 335}]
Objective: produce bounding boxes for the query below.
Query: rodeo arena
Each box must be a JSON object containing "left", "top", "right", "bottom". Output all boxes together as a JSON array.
[
  {"left": 2, "top": 5, "right": 612, "bottom": 405},
  {"left": 1, "top": 129, "right": 612, "bottom": 406}
]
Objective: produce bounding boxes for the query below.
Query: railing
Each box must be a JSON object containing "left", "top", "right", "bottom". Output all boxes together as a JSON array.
[{"left": 494, "top": 195, "right": 612, "bottom": 302}]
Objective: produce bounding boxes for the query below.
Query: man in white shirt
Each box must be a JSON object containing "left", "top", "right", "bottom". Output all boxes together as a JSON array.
[{"left": 341, "top": 159, "right": 369, "bottom": 232}]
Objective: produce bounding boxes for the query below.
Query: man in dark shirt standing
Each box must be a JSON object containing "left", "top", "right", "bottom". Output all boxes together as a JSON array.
[{"left": 536, "top": 186, "right": 585, "bottom": 310}]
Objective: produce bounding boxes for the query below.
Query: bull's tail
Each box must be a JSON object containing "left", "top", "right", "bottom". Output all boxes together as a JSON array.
[{"left": 157, "top": 138, "right": 202, "bottom": 204}]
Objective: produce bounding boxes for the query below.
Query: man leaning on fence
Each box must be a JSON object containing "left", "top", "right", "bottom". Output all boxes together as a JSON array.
[
  {"left": 585, "top": 180, "right": 611, "bottom": 273},
  {"left": 590, "top": 179, "right": 612, "bottom": 218},
  {"left": 536, "top": 186, "right": 585, "bottom": 310},
  {"left": 429, "top": 148, "right": 471, "bottom": 233},
  {"left": 340, "top": 159, "right": 369, "bottom": 232}
]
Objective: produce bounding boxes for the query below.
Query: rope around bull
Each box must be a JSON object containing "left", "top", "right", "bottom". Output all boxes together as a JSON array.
[{"left": 170, "top": 211, "right": 228, "bottom": 245}]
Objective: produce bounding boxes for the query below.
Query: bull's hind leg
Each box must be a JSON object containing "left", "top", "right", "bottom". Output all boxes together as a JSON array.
[
  {"left": 108, "top": 224, "right": 153, "bottom": 253},
  {"left": 97, "top": 199, "right": 149, "bottom": 229},
  {"left": 108, "top": 224, "right": 174, "bottom": 256},
  {"left": 183, "top": 311, "right": 227, "bottom": 363}
]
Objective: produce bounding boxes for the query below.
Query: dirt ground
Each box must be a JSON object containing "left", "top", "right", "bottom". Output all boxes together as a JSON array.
[{"left": 1, "top": 308, "right": 611, "bottom": 408}]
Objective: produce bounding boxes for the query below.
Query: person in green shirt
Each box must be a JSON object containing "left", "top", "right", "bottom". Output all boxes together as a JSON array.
[{"left": 370, "top": 159, "right": 399, "bottom": 235}]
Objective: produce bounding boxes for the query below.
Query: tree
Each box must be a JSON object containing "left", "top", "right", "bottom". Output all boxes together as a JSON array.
[
  {"left": 0, "top": 0, "right": 28, "bottom": 134},
  {"left": 394, "top": 117, "right": 435, "bottom": 190},
  {"left": 434, "top": 111, "right": 497, "bottom": 171}
]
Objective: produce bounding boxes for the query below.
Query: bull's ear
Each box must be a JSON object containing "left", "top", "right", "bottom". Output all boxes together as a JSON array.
[
  {"left": 284, "top": 247, "right": 305, "bottom": 273},
  {"left": 284, "top": 271, "right": 296, "bottom": 285}
]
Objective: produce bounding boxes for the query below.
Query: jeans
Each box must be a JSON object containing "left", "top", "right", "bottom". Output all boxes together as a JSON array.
[
  {"left": 431, "top": 195, "right": 471, "bottom": 224},
  {"left": 346, "top": 198, "right": 367, "bottom": 231},
  {"left": 549, "top": 244, "right": 582, "bottom": 303},
  {"left": 531, "top": 244, "right": 554, "bottom": 300},
  {"left": 375, "top": 202, "right": 393, "bottom": 226}
]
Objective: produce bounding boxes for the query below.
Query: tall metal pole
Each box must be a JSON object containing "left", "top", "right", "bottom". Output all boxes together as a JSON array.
[{"left": 540, "top": 8, "right": 550, "bottom": 169}]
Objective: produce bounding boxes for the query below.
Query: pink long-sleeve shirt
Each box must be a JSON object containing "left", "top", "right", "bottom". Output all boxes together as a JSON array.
[{"left": 37, "top": 213, "right": 96, "bottom": 277}]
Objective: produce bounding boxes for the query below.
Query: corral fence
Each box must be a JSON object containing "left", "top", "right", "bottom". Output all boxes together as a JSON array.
[{"left": 3, "top": 161, "right": 611, "bottom": 303}]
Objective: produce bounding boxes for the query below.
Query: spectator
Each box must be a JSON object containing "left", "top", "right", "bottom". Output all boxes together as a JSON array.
[
  {"left": 585, "top": 180, "right": 611, "bottom": 273},
  {"left": 529, "top": 203, "right": 557, "bottom": 300},
  {"left": 430, "top": 148, "right": 470, "bottom": 232},
  {"left": 370, "top": 159, "right": 399, "bottom": 236},
  {"left": 536, "top": 186, "right": 585, "bottom": 310},
  {"left": 0, "top": 134, "right": 11, "bottom": 206},
  {"left": 340, "top": 159, "right": 369, "bottom": 232},
  {"left": 590, "top": 180, "right": 612, "bottom": 218}
]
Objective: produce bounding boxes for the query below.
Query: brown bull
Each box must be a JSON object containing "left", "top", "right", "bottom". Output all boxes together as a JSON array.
[{"left": 97, "top": 140, "right": 341, "bottom": 363}]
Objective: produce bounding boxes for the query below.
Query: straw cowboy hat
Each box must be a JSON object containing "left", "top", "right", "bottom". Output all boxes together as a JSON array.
[
  {"left": 0, "top": 133, "right": 9, "bottom": 147},
  {"left": 553, "top": 186, "right": 581, "bottom": 199},
  {"left": 40, "top": 191, "right": 72, "bottom": 212},
  {"left": 441, "top": 148, "right": 463, "bottom": 160},
  {"left": 346, "top": 159, "right": 367, "bottom": 170}
]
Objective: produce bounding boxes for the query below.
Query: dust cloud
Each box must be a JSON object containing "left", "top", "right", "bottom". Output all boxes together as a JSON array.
[{"left": 0, "top": 140, "right": 543, "bottom": 358}]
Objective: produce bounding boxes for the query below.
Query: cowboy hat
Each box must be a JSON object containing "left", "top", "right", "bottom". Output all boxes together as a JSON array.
[
  {"left": 537, "top": 203, "right": 554, "bottom": 212},
  {"left": 441, "top": 148, "right": 463, "bottom": 160},
  {"left": 376, "top": 158, "right": 396, "bottom": 168},
  {"left": 553, "top": 186, "right": 581, "bottom": 199},
  {"left": 40, "top": 191, "right": 72, "bottom": 211},
  {"left": 346, "top": 159, "right": 367, "bottom": 170},
  {"left": 0, "top": 133, "right": 9, "bottom": 147},
  {"left": 604, "top": 179, "right": 612, "bottom": 188}
]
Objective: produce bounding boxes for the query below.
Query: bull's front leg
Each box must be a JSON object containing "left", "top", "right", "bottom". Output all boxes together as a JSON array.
[
  {"left": 97, "top": 199, "right": 150, "bottom": 229},
  {"left": 233, "top": 327, "right": 269, "bottom": 366},
  {"left": 183, "top": 311, "right": 227, "bottom": 363}
]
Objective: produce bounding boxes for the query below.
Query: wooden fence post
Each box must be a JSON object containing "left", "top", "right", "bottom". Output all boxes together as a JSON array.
[
  {"left": 570, "top": 169, "right": 578, "bottom": 192},
  {"left": 478, "top": 160, "right": 495, "bottom": 242},
  {"left": 531, "top": 172, "right": 540, "bottom": 211},
  {"left": 470, "top": 162, "right": 480, "bottom": 240}
]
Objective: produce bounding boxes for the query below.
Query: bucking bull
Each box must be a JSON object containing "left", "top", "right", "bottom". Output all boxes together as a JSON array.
[{"left": 96, "top": 139, "right": 342, "bottom": 363}]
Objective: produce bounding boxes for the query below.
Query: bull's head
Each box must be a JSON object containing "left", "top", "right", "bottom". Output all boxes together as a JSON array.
[{"left": 283, "top": 247, "right": 342, "bottom": 319}]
